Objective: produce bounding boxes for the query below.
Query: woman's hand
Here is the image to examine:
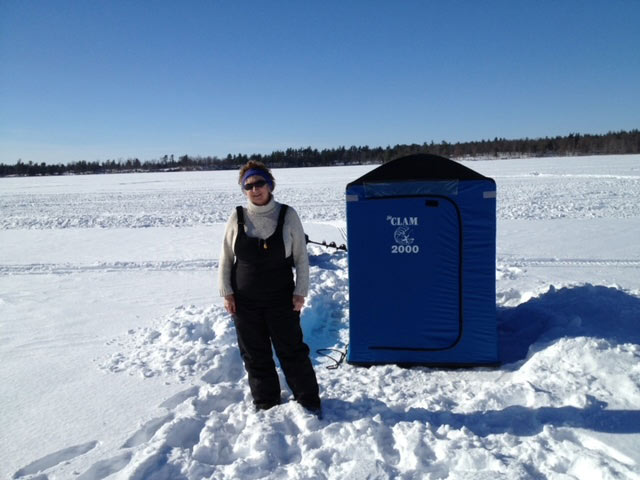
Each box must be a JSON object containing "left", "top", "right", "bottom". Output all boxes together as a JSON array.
[
  {"left": 292, "top": 295, "right": 305, "bottom": 312},
  {"left": 224, "top": 294, "right": 236, "bottom": 314}
]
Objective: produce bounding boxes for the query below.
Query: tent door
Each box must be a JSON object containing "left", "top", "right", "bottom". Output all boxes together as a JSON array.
[{"left": 349, "top": 195, "right": 462, "bottom": 351}]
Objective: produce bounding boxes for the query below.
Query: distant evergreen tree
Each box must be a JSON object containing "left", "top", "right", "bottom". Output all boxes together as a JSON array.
[{"left": 2, "top": 129, "right": 639, "bottom": 176}]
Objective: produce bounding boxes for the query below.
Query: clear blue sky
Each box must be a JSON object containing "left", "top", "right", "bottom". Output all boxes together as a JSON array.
[{"left": 1, "top": 0, "right": 639, "bottom": 164}]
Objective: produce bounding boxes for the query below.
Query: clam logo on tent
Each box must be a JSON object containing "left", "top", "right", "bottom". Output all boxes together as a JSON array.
[
  {"left": 386, "top": 215, "right": 418, "bottom": 226},
  {"left": 393, "top": 226, "right": 414, "bottom": 246}
]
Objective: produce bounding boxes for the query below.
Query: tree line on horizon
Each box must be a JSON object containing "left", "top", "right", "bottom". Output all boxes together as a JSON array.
[{"left": 2, "top": 129, "right": 639, "bottom": 177}]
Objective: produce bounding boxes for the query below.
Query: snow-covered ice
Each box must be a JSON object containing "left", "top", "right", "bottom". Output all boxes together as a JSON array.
[{"left": 1, "top": 155, "right": 639, "bottom": 479}]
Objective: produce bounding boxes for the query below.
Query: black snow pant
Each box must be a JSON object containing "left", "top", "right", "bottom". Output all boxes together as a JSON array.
[{"left": 233, "top": 299, "right": 320, "bottom": 410}]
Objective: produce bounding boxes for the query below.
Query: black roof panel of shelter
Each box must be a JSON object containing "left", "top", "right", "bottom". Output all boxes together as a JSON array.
[{"left": 347, "top": 154, "right": 492, "bottom": 186}]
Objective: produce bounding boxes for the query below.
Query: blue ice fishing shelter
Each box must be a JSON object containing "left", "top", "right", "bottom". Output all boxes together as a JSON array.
[{"left": 346, "top": 154, "right": 497, "bottom": 366}]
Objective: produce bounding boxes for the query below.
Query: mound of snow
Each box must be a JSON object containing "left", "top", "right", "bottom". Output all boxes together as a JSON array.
[
  {"left": 498, "top": 284, "right": 640, "bottom": 365},
  {"left": 100, "top": 304, "right": 242, "bottom": 382}
]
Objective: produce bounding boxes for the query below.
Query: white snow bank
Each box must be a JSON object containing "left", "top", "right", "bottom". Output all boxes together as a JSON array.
[
  {"left": 98, "top": 245, "right": 350, "bottom": 382},
  {"left": 100, "top": 305, "right": 242, "bottom": 382},
  {"left": 498, "top": 284, "right": 640, "bottom": 368}
]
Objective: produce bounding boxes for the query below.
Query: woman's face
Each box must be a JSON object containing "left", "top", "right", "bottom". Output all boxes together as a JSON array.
[{"left": 243, "top": 175, "right": 271, "bottom": 206}]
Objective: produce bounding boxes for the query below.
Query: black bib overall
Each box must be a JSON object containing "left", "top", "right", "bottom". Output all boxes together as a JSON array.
[
  {"left": 231, "top": 204, "right": 320, "bottom": 410},
  {"left": 231, "top": 204, "right": 294, "bottom": 304}
]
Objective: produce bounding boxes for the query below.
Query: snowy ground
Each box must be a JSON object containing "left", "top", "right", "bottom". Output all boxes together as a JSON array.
[{"left": 1, "top": 155, "right": 639, "bottom": 479}]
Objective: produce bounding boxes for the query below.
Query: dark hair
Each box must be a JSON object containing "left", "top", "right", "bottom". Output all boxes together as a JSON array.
[{"left": 238, "top": 160, "right": 275, "bottom": 190}]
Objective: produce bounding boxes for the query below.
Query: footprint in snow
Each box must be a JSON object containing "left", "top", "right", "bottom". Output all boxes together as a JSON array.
[
  {"left": 121, "top": 413, "right": 175, "bottom": 448},
  {"left": 200, "top": 348, "right": 245, "bottom": 385},
  {"left": 159, "top": 386, "right": 199, "bottom": 409},
  {"left": 76, "top": 452, "right": 132, "bottom": 480},
  {"left": 164, "top": 417, "right": 206, "bottom": 448},
  {"left": 193, "top": 385, "right": 245, "bottom": 415},
  {"left": 13, "top": 441, "right": 98, "bottom": 479}
]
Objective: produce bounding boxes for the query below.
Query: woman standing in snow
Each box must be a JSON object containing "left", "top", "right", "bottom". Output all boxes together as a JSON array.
[{"left": 219, "top": 161, "right": 321, "bottom": 414}]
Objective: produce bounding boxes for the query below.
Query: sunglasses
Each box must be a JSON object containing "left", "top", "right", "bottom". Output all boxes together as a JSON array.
[{"left": 243, "top": 179, "right": 268, "bottom": 191}]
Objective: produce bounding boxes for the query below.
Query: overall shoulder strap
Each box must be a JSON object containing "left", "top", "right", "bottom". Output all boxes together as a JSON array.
[
  {"left": 277, "top": 204, "right": 289, "bottom": 229},
  {"left": 235, "top": 206, "right": 244, "bottom": 226}
]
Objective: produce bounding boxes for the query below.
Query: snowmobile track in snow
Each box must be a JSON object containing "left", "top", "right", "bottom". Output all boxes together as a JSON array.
[
  {"left": 498, "top": 256, "right": 640, "bottom": 268},
  {"left": 4, "top": 255, "right": 638, "bottom": 276},
  {"left": 0, "top": 259, "right": 218, "bottom": 275}
]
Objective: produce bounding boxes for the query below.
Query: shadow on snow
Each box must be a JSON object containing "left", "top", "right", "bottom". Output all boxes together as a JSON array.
[
  {"left": 498, "top": 283, "right": 640, "bottom": 365},
  {"left": 308, "top": 251, "right": 344, "bottom": 270},
  {"left": 323, "top": 396, "right": 640, "bottom": 436}
]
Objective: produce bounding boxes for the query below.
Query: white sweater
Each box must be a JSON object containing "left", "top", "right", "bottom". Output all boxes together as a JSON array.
[{"left": 218, "top": 198, "right": 310, "bottom": 297}]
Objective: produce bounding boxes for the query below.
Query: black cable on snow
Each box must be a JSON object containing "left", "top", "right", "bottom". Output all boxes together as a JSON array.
[{"left": 316, "top": 344, "right": 349, "bottom": 370}]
